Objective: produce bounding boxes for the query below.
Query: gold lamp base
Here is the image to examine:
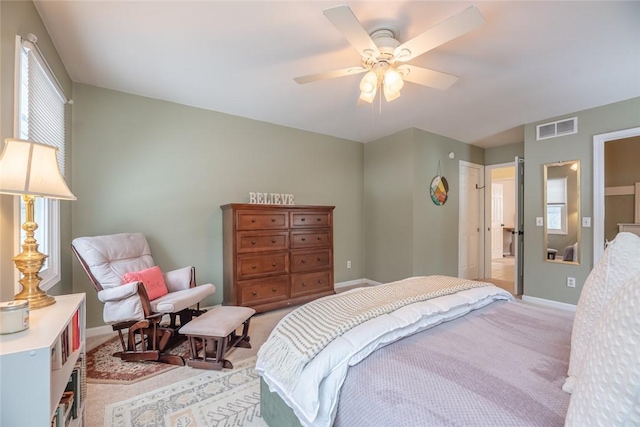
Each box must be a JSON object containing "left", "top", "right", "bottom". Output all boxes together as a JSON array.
[{"left": 12, "top": 194, "right": 56, "bottom": 310}]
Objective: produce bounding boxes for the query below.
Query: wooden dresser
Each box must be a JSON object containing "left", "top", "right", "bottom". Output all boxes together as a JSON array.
[{"left": 221, "top": 204, "right": 335, "bottom": 312}]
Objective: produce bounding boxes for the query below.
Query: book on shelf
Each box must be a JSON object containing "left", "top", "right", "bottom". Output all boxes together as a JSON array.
[
  {"left": 51, "top": 338, "right": 63, "bottom": 370},
  {"left": 60, "top": 391, "right": 74, "bottom": 426},
  {"left": 65, "top": 367, "right": 80, "bottom": 419},
  {"left": 51, "top": 308, "right": 82, "bottom": 372},
  {"left": 71, "top": 310, "right": 80, "bottom": 351}
]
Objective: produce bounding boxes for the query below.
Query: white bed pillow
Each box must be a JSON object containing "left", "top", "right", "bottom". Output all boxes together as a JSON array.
[
  {"left": 563, "top": 232, "right": 640, "bottom": 393},
  {"left": 565, "top": 272, "right": 640, "bottom": 426}
]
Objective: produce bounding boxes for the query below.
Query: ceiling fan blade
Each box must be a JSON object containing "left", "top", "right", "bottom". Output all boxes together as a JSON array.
[
  {"left": 323, "top": 5, "right": 380, "bottom": 59},
  {"left": 394, "top": 6, "right": 484, "bottom": 62},
  {"left": 294, "top": 67, "right": 367, "bottom": 84},
  {"left": 401, "top": 65, "right": 459, "bottom": 90}
]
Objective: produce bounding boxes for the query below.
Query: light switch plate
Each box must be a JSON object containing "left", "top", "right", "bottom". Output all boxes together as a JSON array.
[
  {"left": 536, "top": 217, "right": 544, "bottom": 226},
  {"left": 582, "top": 217, "right": 591, "bottom": 227}
]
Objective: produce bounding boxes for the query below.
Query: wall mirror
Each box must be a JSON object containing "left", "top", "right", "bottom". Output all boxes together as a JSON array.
[{"left": 544, "top": 160, "right": 580, "bottom": 265}]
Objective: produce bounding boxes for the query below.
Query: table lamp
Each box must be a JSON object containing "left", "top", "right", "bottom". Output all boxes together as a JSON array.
[{"left": 0, "top": 138, "right": 76, "bottom": 309}]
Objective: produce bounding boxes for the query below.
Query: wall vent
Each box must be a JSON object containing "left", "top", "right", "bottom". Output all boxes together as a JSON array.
[{"left": 536, "top": 117, "right": 578, "bottom": 140}]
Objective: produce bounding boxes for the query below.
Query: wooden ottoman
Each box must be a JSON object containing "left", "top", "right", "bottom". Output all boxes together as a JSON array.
[{"left": 179, "top": 306, "right": 255, "bottom": 370}]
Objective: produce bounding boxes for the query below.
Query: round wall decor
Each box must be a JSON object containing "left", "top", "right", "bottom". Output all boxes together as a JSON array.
[{"left": 430, "top": 175, "right": 449, "bottom": 205}]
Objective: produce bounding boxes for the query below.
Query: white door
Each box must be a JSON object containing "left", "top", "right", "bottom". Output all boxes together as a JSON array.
[
  {"left": 459, "top": 162, "right": 483, "bottom": 279},
  {"left": 491, "top": 183, "right": 504, "bottom": 259},
  {"left": 514, "top": 157, "right": 525, "bottom": 295}
]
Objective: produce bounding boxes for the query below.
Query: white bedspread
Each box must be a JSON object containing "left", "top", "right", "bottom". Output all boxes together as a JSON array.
[{"left": 256, "top": 281, "right": 513, "bottom": 427}]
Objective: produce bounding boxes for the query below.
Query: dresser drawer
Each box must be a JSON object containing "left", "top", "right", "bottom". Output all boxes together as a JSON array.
[
  {"left": 290, "top": 230, "right": 331, "bottom": 250},
  {"left": 237, "top": 252, "right": 289, "bottom": 279},
  {"left": 237, "top": 231, "right": 289, "bottom": 253},
  {"left": 290, "top": 249, "right": 332, "bottom": 273},
  {"left": 237, "top": 210, "right": 289, "bottom": 230},
  {"left": 291, "top": 271, "right": 332, "bottom": 297},
  {"left": 290, "top": 211, "right": 331, "bottom": 228},
  {"left": 238, "top": 276, "right": 289, "bottom": 306}
]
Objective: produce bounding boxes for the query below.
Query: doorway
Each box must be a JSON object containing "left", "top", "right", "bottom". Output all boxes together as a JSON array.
[
  {"left": 593, "top": 127, "right": 640, "bottom": 264},
  {"left": 458, "top": 161, "right": 484, "bottom": 280},
  {"left": 484, "top": 163, "right": 516, "bottom": 293}
]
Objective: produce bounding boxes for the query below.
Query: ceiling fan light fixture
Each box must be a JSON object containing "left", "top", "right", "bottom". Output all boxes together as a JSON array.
[
  {"left": 359, "top": 87, "right": 376, "bottom": 103},
  {"left": 359, "top": 70, "right": 378, "bottom": 94},
  {"left": 383, "top": 68, "right": 404, "bottom": 93},
  {"left": 383, "top": 84, "right": 401, "bottom": 102}
]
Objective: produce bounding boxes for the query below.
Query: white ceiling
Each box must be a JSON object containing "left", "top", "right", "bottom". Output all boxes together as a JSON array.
[{"left": 34, "top": 1, "right": 640, "bottom": 148}]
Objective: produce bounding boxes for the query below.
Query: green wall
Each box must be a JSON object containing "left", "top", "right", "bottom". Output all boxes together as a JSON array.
[
  {"left": 364, "top": 128, "right": 483, "bottom": 283},
  {"left": 523, "top": 97, "right": 640, "bottom": 304},
  {"left": 363, "top": 129, "right": 414, "bottom": 283},
  {"left": 485, "top": 142, "right": 524, "bottom": 166},
  {"left": 72, "top": 84, "right": 365, "bottom": 327},
  {"left": 0, "top": 0, "right": 73, "bottom": 301}
]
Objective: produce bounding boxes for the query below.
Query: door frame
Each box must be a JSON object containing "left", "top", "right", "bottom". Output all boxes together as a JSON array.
[
  {"left": 483, "top": 162, "right": 515, "bottom": 278},
  {"left": 458, "top": 160, "right": 485, "bottom": 279},
  {"left": 593, "top": 126, "right": 640, "bottom": 265}
]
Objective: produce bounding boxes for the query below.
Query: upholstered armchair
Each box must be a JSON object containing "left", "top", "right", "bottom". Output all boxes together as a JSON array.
[{"left": 72, "top": 232, "right": 215, "bottom": 365}]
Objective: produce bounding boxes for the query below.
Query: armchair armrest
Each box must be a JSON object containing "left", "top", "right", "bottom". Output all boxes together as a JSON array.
[
  {"left": 97, "top": 282, "right": 140, "bottom": 303},
  {"left": 164, "top": 266, "right": 195, "bottom": 292}
]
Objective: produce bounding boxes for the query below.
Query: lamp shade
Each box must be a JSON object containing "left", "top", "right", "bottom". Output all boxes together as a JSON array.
[{"left": 0, "top": 138, "right": 75, "bottom": 200}]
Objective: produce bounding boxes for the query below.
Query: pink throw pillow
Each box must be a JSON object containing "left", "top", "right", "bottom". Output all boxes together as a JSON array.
[{"left": 122, "top": 266, "right": 169, "bottom": 300}]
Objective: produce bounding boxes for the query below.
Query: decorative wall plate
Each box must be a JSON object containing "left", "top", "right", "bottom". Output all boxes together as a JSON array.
[{"left": 430, "top": 175, "right": 449, "bottom": 205}]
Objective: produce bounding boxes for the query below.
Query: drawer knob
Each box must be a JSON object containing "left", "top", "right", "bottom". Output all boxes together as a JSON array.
[
  {"left": 301, "top": 259, "right": 306, "bottom": 264},
  {"left": 317, "top": 257, "right": 322, "bottom": 261},
  {"left": 252, "top": 291, "right": 257, "bottom": 296},
  {"left": 316, "top": 217, "right": 321, "bottom": 221},
  {"left": 317, "top": 236, "right": 321, "bottom": 240},
  {"left": 271, "top": 218, "right": 276, "bottom": 222},
  {"left": 318, "top": 280, "right": 323, "bottom": 284},
  {"left": 251, "top": 218, "right": 256, "bottom": 223},
  {"left": 301, "top": 218, "right": 306, "bottom": 222},
  {"left": 272, "top": 262, "right": 277, "bottom": 267},
  {"left": 272, "top": 288, "right": 278, "bottom": 292},
  {"left": 251, "top": 240, "right": 256, "bottom": 245},
  {"left": 302, "top": 282, "right": 307, "bottom": 287},
  {"left": 271, "top": 239, "right": 276, "bottom": 243},
  {"left": 301, "top": 237, "right": 306, "bottom": 241},
  {"left": 251, "top": 265, "right": 257, "bottom": 269}
]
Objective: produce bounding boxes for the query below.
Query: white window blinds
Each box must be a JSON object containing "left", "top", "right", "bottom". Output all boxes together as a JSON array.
[
  {"left": 21, "top": 40, "right": 67, "bottom": 175},
  {"left": 547, "top": 178, "right": 567, "bottom": 204}
]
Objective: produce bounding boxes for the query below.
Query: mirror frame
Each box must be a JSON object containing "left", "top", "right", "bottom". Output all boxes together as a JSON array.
[{"left": 543, "top": 160, "right": 581, "bottom": 265}]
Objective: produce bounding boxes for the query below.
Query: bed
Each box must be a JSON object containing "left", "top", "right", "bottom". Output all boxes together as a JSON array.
[{"left": 256, "top": 233, "right": 640, "bottom": 427}]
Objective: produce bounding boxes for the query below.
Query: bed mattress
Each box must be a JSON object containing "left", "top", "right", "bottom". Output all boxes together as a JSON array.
[
  {"left": 261, "top": 299, "right": 574, "bottom": 427},
  {"left": 334, "top": 300, "right": 573, "bottom": 427}
]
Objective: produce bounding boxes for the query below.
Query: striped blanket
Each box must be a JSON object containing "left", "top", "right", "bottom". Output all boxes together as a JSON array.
[{"left": 257, "top": 275, "right": 488, "bottom": 387}]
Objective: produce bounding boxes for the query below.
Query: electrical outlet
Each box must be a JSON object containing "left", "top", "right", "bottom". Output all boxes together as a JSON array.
[
  {"left": 582, "top": 217, "right": 591, "bottom": 227},
  {"left": 536, "top": 217, "right": 544, "bottom": 226},
  {"left": 347, "top": 261, "right": 352, "bottom": 269},
  {"left": 567, "top": 277, "right": 576, "bottom": 288}
]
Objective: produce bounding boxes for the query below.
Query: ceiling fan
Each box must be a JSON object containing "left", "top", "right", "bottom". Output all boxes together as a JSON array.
[{"left": 295, "top": 5, "right": 484, "bottom": 103}]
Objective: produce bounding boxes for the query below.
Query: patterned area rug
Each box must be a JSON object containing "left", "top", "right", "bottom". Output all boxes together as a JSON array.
[
  {"left": 104, "top": 357, "right": 266, "bottom": 427},
  {"left": 87, "top": 336, "right": 191, "bottom": 384}
]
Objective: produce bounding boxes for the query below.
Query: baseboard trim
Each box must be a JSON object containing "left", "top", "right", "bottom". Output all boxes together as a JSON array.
[
  {"left": 334, "top": 279, "right": 367, "bottom": 289},
  {"left": 334, "top": 278, "right": 385, "bottom": 289},
  {"left": 86, "top": 324, "right": 113, "bottom": 338},
  {"left": 521, "top": 295, "right": 577, "bottom": 312}
]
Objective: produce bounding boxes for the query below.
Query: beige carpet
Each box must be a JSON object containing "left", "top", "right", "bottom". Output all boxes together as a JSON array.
[
  {"left": 86, "top": 307, "right": 293, "bottom": 427},
  {"left": 104, "top": 356, "right": 264, "bottom": 426}
]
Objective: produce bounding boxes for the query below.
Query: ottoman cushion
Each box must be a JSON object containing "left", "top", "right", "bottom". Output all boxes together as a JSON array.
[{"left": 179, "top": 306, "right": 255, "bottom": 337}]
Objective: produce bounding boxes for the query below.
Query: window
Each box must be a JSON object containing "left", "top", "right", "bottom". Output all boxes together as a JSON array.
[
  {"left": 14, "top": 36, "right": 67, "bottom": 291},
  {"left": 547, "top": 177, "right": 567, "bottom": 235}
]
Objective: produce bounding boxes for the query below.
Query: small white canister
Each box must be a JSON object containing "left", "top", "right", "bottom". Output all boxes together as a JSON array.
[{"left": 0, "top": 300, "right": 30, "bottom": 334}]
